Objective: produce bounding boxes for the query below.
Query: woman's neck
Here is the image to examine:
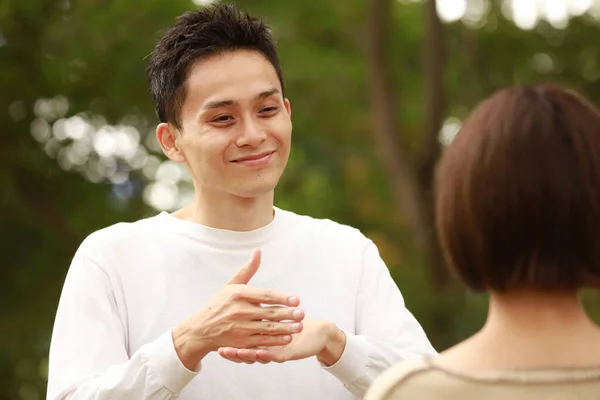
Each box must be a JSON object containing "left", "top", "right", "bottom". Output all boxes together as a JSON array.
[
  {"left": 437, "top": 289, "right": 600, "bottom": 372},
  {"left": 484, "top": 289, "right": 593, "bottom": 336}
]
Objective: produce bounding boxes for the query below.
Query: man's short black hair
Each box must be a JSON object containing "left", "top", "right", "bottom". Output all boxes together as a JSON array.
[
  {"left": 146, "top": 3, "right": 284, "bottom": 129},
  {"left": 436, "top": 84, "right": 600, "bottom": 292}
]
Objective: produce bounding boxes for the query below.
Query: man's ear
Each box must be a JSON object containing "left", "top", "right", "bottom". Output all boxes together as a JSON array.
[
  {"left": 156, "top": 123, "right": 185, "bottom": 163},
  {"left": 284, "top": 98, "right": 292, "bottom": 118}
]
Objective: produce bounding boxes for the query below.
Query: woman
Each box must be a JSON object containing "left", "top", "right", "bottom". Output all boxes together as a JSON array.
[{"left": 366, "top": 84, "right": 600, "bottom": 399}]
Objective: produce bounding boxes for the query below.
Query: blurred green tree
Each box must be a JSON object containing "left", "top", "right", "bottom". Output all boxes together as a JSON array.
[{"left": 2, "top": 0, "right": 600, "bottom": 397}]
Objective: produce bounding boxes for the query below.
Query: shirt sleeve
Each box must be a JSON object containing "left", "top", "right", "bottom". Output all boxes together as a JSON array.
[
  {"left": 322, "top": 240, "right": 438, "bottom": 398},
  {"left": 47, "top": 252, "right": 199, "bottom": 399}
]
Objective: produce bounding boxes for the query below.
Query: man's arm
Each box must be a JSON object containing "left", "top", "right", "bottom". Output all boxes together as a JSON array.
[
  {"left": 47, "top": 253, "right": 197, "bottom": 400},
  {"left": 217, "top": 241, "right": 437, "bottom": 398},
  {"left": 320, "top": 240, "right": 438, "bottom": 396},
  {"left": 48, "top": 248, "right": 302, "bottom": 399}
]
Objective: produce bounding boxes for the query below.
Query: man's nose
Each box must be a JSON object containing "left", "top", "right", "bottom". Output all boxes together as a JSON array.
[{"left": 236, "top": 118, "right": 267, "bottom": 147}]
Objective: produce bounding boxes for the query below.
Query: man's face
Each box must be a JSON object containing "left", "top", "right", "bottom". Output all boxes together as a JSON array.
[{"left": 173, "top": 49, "right": 292, "bottom": 199}]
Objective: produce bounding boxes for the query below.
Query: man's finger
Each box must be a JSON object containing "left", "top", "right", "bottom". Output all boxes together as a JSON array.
[
  {"left": 218, "top": 347, "right": 244, "bottom": 363},
  {"left": 219, "top": 348, "right": 269, "bottom": 364},
  {"left": 247, "top": 333, "right": 292, "bottom": 347},
  {"left": 238, "top": 287, "right": 300, "bottom": 307},
  {"left": 253, "top": 305, "right": 305, "bottom": 322},
  {"left": 236, "top": 349, "right": 265, "bottom": 364},
  {"left": 226, "top": 248, "right": 261, "bottom": 285},
  {"left": 256, "top": 348, "right": 287, "bottom": 363},
  {"left": 252, "top": 320, "right": 302, "bottom": 335}
]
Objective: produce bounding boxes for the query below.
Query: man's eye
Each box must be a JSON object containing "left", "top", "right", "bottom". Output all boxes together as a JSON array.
[
  {"left": 212, "top": 115, "right": 232, "bottom": 123},
  {"left": 261, "top": 107, "right": 279, "bottom": 113}
]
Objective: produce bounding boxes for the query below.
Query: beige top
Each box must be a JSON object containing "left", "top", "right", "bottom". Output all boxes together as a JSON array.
[{"left": 365, "top": 356, "right": 600, "bottom": 400}]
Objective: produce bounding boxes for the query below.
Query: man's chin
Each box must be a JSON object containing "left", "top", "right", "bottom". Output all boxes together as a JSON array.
[
  {"left": 239, "top": 183, "right": 277, "bottom": 198},
  {"left": 232, "top": 181, "right": 279, "bottom": 199}
]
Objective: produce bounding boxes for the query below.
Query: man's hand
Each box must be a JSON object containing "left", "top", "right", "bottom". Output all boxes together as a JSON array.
[
  {"left": 217, "top": 318, "right": 346, "bottom": 366},
  {"left": 172, "top": 249, "right": 305, "bottom": 370}
]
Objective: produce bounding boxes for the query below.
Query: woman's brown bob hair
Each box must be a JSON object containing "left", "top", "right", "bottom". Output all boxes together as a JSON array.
[{"left": 436, "top": 84, "right": 600, "bottom": 292}]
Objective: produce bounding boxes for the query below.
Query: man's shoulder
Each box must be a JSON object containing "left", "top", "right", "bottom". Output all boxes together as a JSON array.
[
  {"left": 76, "top": 213, "right": 163, "bottom": 257},
  {"left": 278, "top": 207, "right": 370, "bottom": 244}
]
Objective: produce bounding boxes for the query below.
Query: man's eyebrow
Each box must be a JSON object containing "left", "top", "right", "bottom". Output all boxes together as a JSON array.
[
  {"left": 255, "top": 88, "right": 280, "bottom": 100},
  {"left": 202, "top": 99, "right": 237, "bottom": 110},
  {"left": 201, "top": 88, "right": 281, "bottom": 111}
]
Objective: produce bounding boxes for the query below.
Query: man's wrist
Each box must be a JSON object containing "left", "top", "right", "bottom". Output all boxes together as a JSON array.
[
  {"left": 172, "top": 325, "right": 210, "bottom": 371},
  {"left": 316, "top": 322, "right": 346, "bottom": 366}
]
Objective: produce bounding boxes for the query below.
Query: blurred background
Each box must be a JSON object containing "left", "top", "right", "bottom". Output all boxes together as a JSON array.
[{"left": 2, "top": 0, "right": 600, "bottom": 398}]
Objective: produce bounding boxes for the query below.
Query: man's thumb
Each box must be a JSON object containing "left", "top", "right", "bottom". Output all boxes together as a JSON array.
[{"left": 226, "top": 248, "right": 261, "bottom": 285}]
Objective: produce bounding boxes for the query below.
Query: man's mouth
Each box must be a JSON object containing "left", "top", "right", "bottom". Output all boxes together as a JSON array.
[{"left": 232, "top": 151, "right": 275, "bottom": 165}]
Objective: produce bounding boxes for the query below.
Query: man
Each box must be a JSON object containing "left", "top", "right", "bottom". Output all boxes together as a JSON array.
[{"left": 47, "top": 3, "right": 436, "bottom": 399}]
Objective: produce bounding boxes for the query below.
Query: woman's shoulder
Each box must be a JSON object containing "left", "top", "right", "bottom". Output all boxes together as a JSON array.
[
  {"left": 365, "top": 356, "right": 438, "bottom": 400},
  {"left": 365, "top": 354, "right": 600, "bottom": 400}
]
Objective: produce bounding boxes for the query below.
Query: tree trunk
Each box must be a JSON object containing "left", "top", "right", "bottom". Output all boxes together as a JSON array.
[
  {"left": 366, "top": 0, "right": 448, "bottom": 278},
  {"left": 366, "top": 0, "right": 427, "bottom": 246},
  {"left": 461, "top": 23, "right": 482, "bottom": 108},
  {"left": 418, "top": 0, "right": 448, "bottom": 289},
  {"left": 367, "top": 0, "right": 457, "bottom": 347}
]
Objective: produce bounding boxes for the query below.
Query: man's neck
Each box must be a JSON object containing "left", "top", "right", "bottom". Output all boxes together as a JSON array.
[{"left": 172, "top": 190, "right": 275, "bottom": 232}]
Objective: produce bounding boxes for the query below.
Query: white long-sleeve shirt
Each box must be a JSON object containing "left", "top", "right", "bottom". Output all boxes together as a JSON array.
[{"left": 47, "top": 207, "right": 437, "bottom": 400}]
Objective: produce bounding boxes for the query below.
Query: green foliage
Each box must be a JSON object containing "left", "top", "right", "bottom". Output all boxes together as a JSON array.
[{"left": 2, "top": 0, "right": 600, "bottom": 398}]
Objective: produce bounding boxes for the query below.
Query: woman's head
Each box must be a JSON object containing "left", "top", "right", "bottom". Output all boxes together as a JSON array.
[{"left": 436, "top": 84, "right": 600, "bottom": 292}]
